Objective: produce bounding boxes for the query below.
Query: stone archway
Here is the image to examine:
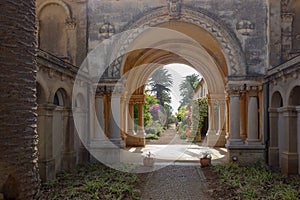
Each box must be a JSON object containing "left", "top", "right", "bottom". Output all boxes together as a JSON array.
[{"left": 92, "top": 6, "right": 265, "bottom": 164}]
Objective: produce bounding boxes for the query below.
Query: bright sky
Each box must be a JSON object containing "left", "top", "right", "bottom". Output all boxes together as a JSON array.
[{"left": 163, "top": 63, "right": 202, "bottom": 114}]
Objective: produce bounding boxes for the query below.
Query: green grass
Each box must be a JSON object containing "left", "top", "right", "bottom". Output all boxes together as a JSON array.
[
  {"left": 40, "top": 163, "right": 140, "bottom": 200},
  {"left": 213, "top": 161, "right": 300, "bottom": 200}
]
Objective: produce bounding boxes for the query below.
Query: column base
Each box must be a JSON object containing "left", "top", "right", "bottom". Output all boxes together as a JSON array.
[
  {"left": 38, "top": 158, "right": 56, "bottom": 182},
  {"left": 126, "top": 134, "right": 145, "bottom": 147},
  {"left": 62, "top": 151, "right": 76, "bottom": 171},
  {"left": 268, "top": 147, "right": 279, "bottom": 168},
  {"left": 246, "top": 138, "right": 261, "bottom": 145},
  {"left": 280, "top": 152, "right": 298, "bottom": 175},
  {"left": 225, "top": 138, "right": 244, "bottom": 147},
  {"left": 78, "top": 146, "right": 89, "bottom": 164},
  {"left": 206, "top": 130, "right": 227, "bottom": 147},
  {"left": 89, "top": 139, "right": 123, "bottom": 164},
  {"left": 226, "top": 144, "right": 265, "bottom": 164}
]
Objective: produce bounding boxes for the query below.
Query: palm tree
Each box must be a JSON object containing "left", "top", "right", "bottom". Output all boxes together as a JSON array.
[
  {"left": 179, "top": 74, "right": 200, "bottom": 107},
  {"left": 148, "top": 68, "right": 173, "bottom": 106},
  {"left": 0, "top": 0, "right": 40, "bottom": 199}
]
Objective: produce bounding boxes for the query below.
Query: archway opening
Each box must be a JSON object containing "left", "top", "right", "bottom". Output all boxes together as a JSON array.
[{"left": 120, "top": 21, "right": 229, "bottom": 163}]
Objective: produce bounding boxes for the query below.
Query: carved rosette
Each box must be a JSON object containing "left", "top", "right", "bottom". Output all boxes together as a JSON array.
[{"left": 99, "top": 22, "right": 115, "bottom": 39}]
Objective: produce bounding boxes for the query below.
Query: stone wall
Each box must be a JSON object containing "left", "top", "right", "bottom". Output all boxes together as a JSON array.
[{"left": 88, "top": 0, "right": 268, "bottom": 76}]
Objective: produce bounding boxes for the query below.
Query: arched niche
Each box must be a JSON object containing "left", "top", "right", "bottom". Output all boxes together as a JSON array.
[
  {"left": 288, "top": 86, "right": 300, "bottom": 106},
  {"left": 271, "top": 91, "right": 283, "bottom": 108},
  {"left": 38, "top": 1, "right": 69, "bottom": 57}
]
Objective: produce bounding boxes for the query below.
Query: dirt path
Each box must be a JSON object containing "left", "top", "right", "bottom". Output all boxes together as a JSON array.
[
  {"left": 139, "top": 165, "right": 209, "bottom": 200},
  {"left": 146, "top": 124, "right": 192, "bottom": 145}
]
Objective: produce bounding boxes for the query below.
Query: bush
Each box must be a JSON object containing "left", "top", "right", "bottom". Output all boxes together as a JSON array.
[
  {"left": 145, "top": 120, "right": 164, "bottom": 137},
  {"left": 145, "top": 134, "right": 159, "bottom": 140}
]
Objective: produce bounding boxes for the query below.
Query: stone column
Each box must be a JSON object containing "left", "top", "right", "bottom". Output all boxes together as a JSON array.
[
  {"left": 127, "top": 102, "right": 135, "bottom": 135},
  {"left": 226, "top": 89, "right": 243, "bottom": 146},
  {"left": 137, "top": 103, "right": 146, "bottom": 136},
  {"left": 65, "top": 18, "right": 77, "bottom": 65},
  {"left": 62, "top": 108, "right": 76, "bottom": 171},
  {"left": 120, "top": 94, "right": 128, "bottom": 143},
  {"left": 246, "top": 87, "right": 260, "bottom": 144},
  {"left": 240, "top": 91, "right": 247, "bottom": 140},
  {"left": 109, "top": 93, "right": 124, "bottom": 147},
  {"left": 268, "top": 107, "right": 279, "bottom": 167},
  {"left": 206, "top": 97, "right": 216, "bottom": 135},
  {"left": 37, "top": 104, "right": 56, "bottom": 182},
  {"left": 216, "top": 100, "right": 226, "bottom": 146},
  {"left": 94, "top": 94, "right": 105, "bottom": 140},
  {"left": 281, "top": 13, "right": 294, "bottom": 61},
  {"left": 296, "top": 106, "right": 300, "bottom": 174},
  {"left": 280, "top": 106, "right": 298, "bottom": 174}
]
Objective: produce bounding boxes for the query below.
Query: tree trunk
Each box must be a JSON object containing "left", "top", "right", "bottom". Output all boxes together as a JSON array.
[{"left": 0, "top": 0, "right": 40, "bottom": 199}]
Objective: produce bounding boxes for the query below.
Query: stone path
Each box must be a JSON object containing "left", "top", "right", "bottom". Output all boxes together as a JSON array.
[{"left": 140, "top": 165, "right": 209, "bottom": 200}]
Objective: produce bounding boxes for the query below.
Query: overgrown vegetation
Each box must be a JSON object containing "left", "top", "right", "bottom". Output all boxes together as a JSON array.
[
  {"left": 210, "top": 161, "right": 300, "bottom": 200},
  {"left": 40, "top": 163, "right": 140, "bottom": 200},
  {"left": 176, "top": 98, "right": 208, "bottom": 141}
]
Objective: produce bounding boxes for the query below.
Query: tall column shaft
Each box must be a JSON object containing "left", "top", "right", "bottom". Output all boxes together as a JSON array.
[
  {"left": 268, "top": 107, "right": 279, "bottom": 167},
  {"left": 37, "top": 104, "right": 56, "bottom": 182},
  {"left": 280, "top": 107, "right": 298, "bottom": 174},
  {"left": 206, "top": 98, "right": 216, "bottom": 134},
  {"left": 137, "top": 103, "right": 146, "bottom": 136},
  {"left": 227, "top": 92, "right": 243, "bottom": 145},
  {"left": 240, "top": 92, "right": 247, "bottom": 140},
  {"left": 95, "top": 94, "right": 105, "bottom": 140},
  {"left": 246, "top": 93, "right": 260, "bottom": 144},
  {"left": 127, "top": 103, "right": 135, "bottom": 135},
  {"left": 109, "top": 94, "right": 124, "bottom": 147}
]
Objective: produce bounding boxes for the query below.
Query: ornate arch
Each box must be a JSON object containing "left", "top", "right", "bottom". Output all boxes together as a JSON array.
[
  {"left": 106, "top": 6, "right": 246, "bottom": 79},
  {"left": 37, "top": 0, "right": 72, "bottom": 19}
]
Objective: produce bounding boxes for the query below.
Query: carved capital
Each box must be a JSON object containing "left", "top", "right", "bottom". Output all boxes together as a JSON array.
[{"left": 65, "top": 18, "right": 76, "bottom": 30}]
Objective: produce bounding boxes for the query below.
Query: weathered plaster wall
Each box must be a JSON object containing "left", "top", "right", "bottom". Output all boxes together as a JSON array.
[{"left": 88, "top": 0, "right": 268, "bottom": 76}]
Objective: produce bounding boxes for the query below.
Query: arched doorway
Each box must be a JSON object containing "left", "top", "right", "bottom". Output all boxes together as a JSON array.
[{"left": 120, "top": 21, "right": 229, "bottom": 148}]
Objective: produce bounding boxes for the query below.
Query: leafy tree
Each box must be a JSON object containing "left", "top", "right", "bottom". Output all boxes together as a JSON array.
[
  {"left": 148, "top": 68, "right": 173, "bottom": 106},
  {"left": 179, "top": 73, "right": 201, "bottom": 107}
]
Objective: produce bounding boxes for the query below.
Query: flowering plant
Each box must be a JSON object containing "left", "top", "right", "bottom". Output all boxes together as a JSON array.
[
  {"left": 143, "top": 151, "right": 155, "bottom": 158},
  {"left": 200, "top": 151, "right": 212, "bottom": 159}
]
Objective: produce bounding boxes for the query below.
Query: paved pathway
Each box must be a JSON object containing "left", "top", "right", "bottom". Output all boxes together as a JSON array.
[{"left": 140, "top": 165, "right": 209, "bottom": 200}]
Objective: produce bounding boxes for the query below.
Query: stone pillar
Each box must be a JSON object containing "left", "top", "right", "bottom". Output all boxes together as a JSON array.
[
  {"left": 246, "top": 88, "right": 260, "bottom": 144},
  {"left": 65, "top": 18, "right": 77, "bottom": 65},
  {"left": 206, "top": 97, "right": 216, "bottom": 135},
  {"left": 62, "top": 109, "right": 76, "bottom": 171},
  {"left": 281, "top": 13, "right": 294, "bottom": 61},
  {"left": 37, "top": 104, "right": 56, "bottom": 182},
  {"left": 296, "top": 106, "right": 300, "bottom": 174},
  {"left": 240, "top": 91, "right": 247, "bottom": 140},
  {"left": 127, "top": 102, "right": 135, "bottom": 135},
  {"left": 226, "top": 90, "right": 243, "bottom": 146},
  {"left": 280, "top": 106, "right": 298, "bottom": 174},
  {"left": 120, "top": 94, "right": 128, "bottom": 143},
  {"left": 216, "top": 100, "right": 227, "bottom": 146},
  {"left": 268, "top": 107, "right": 279, "bottom": 167},
  {"left": 109, "top": 93, "right": 124, "bottom": 147},
  {"left": 94, "top": 94, "right": 105, "bottom": 140},
  {"left": 137, "top": 103, "right": 146, "bottom": 136}
]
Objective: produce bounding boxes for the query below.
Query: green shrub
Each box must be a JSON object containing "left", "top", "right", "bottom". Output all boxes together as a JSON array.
[{"left": 145, "top": 134, "right": 159, "bottom": 140}]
